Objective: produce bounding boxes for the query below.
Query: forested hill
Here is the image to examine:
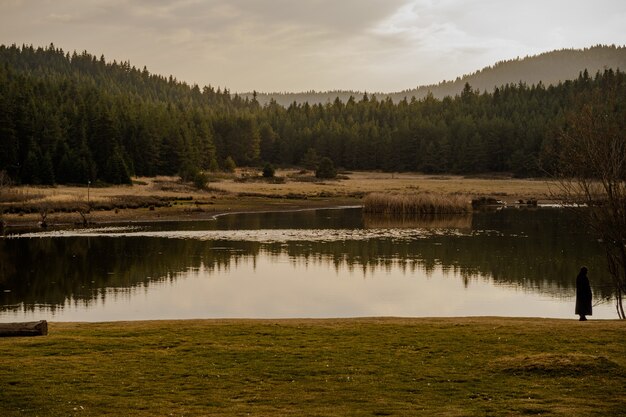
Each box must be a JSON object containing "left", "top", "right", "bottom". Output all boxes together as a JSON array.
[
  {"left": 0, "top": 44, "right": 255, "bottom": 185},
  {"left": 1, "top": 43, "right": 625, "bottom": 186},
  {"left": 244, "top": 45, "right": 626, "bottom": 106}
]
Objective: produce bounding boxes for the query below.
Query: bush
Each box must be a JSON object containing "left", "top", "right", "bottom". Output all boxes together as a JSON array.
[
  {"left": 191, "top": 171, "right": 210, "bottom": 190},
  {"left": 315, "top": 157, "right": 337, "bottom": 179},
  {"left": 262, "top": 163, "right": 275, "bottom": 178},
  {"left": 179, "top": 162, "right": 210, "bottom": 190}
]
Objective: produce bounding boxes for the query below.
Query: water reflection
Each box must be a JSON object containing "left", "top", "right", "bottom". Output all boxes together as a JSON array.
[
  {"left": 0, "top": 208, "right": 616, "bottom": 320},
  {"left": 362, "top": 213, "right": 473, "bottom": 230}
]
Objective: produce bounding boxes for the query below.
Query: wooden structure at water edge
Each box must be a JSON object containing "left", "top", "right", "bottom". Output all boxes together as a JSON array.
[{"left": 0, "top": 320, "right": 48, "bottom": 337}]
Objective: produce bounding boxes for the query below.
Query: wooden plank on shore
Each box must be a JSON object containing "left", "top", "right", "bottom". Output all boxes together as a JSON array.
[{"left": 0, "top": 320, "right": 48, "bottom": 337}]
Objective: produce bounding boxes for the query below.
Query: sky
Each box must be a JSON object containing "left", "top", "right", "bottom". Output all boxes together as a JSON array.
[{"left": 1, "top": 0, "right": 625, "bottom": 93}]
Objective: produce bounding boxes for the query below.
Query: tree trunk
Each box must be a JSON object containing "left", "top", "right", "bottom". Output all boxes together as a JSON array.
[{"left": 0, "top": 320, "right": 48, "bottom": 337}]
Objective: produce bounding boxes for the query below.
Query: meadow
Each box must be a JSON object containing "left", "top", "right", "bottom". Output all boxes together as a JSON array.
[{"left": 1, "top": 318, "right": 624, "bottom": 416}]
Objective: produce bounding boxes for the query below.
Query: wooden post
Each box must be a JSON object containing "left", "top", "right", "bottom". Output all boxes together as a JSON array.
[{"left": 0, "top": 320, "right": 48, "bottom": 337}]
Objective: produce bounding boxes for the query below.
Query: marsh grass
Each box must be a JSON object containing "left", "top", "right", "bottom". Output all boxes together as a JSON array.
[
  {"left": 0, "top": 172, "right": 566, "bottom": 226},
  {"left": 0, "top": 188, "right": 44, "bottom": 203},
  {"left": 1, "top": 195, "right": 171, "bottom": 214},
  {"left": 363, "top": 192, "right": 471, "bottom": 215},
  {"left": 0, "top": 318, "right": 624, "bottom": 416}
]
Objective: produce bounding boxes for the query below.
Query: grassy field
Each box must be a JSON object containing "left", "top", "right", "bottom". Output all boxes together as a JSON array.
[
  {"left": 1, "top": 318, "right": 625, "bottom": 416},
  {"left": 1, "top": 170, "right": 561, "bottom": 227}
]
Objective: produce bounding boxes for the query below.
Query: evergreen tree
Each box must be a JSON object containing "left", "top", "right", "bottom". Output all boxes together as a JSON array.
[
  {"left": 21, "top": 149, "right": 40, "bottom": 184},
  {"left": 104, "top": 147, "right": 131, "bottom": 184},
  {"left": 1, "top": 43, "right": 623, "bottom": 183},
  {"left": 39, "top": 152, "right": 55, "bottom": 185},
  {"left": 223, "top": 156, "right": 236, "bottom": 173},
  {"left": 301, "top": 148, "right": 319, "bottom": 170},
  {"left": 315, "top": 157, "right": 336, "bottom": 179}
]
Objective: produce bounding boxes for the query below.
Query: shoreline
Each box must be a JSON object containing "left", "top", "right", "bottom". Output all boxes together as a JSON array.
[
  {"left": 2, "top": 315, "right": 620, "bottom": 326},
  {"left": 0, "top": 198, "right": 363, "bottom": 230},
  {"left": 0, "top": 171, "right": 562, "bottom": 230}
]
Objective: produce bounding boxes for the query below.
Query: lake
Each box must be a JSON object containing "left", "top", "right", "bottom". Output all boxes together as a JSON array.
[{"left": 0, "top": 207, "right": 619, "bottom": 321}]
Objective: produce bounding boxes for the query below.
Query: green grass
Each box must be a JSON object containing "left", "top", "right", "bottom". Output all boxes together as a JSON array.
[{"left": 1, "top": 318, "right": 625, "bottom": 416}]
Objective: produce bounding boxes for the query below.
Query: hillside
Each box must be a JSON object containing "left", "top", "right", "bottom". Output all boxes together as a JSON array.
[{"left": 244, "top": 45, "right": 626, "bottom": 106}]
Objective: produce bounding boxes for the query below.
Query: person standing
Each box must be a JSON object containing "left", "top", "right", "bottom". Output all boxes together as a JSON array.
[{"left": 575, "top": 267, "right": 592, "bottom": 321}]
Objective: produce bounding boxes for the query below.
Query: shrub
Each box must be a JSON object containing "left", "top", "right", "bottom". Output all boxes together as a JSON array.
[
  {"left": 315, "top": 157, "right": 336, "bottom": 179},
  {"left": 179, "top": 162, "right": 209, "bottom": 190},
  {"left": 262, "top": 163, "right": 275, "bottom": 178},
  {"left": 191, "top": 171, "right": 210, "bottom": 190}
]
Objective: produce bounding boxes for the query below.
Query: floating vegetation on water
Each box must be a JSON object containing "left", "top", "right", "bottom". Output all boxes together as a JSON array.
[{"left": 11, "top": 227, "right": 469, "bottom": 242}]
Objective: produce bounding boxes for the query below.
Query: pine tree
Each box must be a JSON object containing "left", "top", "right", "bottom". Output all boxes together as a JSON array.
[{"left": 315, "top": 157, "right": 336, "bottom": 179}]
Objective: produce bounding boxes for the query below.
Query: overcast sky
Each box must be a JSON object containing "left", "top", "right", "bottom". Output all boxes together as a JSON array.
[{"left": 1, "top": 0, "right": 625, "bottom": 93}]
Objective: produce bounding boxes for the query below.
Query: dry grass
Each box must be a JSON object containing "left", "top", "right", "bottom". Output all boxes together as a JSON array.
[
  {"left": 363, "top": 192, "right": 472, "bottom": 215},
  {"left": 0, "top": 170, "right": 561, "bottom": 225},
  {"left": 221, "top": 170, "right": 558, "bottom": 202},
  {"left": 2, "top": 171, "right": 558, "bottom": 206},
  {"left": 0, "top": 187, "right": 44, "bottom": 203}
]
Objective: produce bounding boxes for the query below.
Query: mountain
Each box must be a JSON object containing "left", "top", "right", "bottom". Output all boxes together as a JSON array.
[{"left": 242, "top": 45, "right": 626, "bottom": 106}]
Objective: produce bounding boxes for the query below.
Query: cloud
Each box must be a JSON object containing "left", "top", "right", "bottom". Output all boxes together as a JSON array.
[
  {"left": 46, "top": 13, "right": 79, "bottom": 23},
  {"left": 1, "top": 0, "right": 625, "bottom": 92},
  {"left": 366, "top": 0, "right": 626, "bottom": 85}
]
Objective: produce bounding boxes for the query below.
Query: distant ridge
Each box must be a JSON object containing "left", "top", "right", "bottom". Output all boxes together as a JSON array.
[{"left": 243, "top": 45, "right": 626, "bottom": 106}]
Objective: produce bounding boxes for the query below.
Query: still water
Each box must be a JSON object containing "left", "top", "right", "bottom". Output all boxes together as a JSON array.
[{"left": 0, "top": 207, "right": 619, "bottom": 321}]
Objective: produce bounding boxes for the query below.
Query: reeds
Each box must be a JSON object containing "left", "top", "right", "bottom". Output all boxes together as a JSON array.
[
  {"left": 0, "top": 195, "right": 171, "bottom": 214},
  {"left": 363, "top": 192, "right": 471, "bottom": 215},
  {"left": 0, "top": 187, "right": 44, "bottom": 203}
]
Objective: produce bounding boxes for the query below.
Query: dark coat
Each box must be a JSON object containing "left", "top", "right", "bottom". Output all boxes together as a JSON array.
[{"left": 575, "top": 268, "right": 592, "bottom": 316}]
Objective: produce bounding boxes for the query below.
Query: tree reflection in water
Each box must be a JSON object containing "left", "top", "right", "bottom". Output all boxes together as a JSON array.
[{"left": 0, "top": 208, "right": 611, "bottom": 315}]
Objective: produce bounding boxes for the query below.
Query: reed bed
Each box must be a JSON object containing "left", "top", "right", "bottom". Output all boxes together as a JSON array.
[
  {"left": 0, "top": 195, "right": 171, "bottom": 214},
  {"left": 363, "top": 192, "right": 471, "bottom": 215},
  {"left": 0, "top": 187, "right": 44, "bottom": 203}
]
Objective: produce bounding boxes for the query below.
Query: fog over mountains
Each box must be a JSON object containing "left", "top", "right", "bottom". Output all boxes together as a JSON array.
[{"left": 243, "top": 45, "right": 626, "bottom": 106}]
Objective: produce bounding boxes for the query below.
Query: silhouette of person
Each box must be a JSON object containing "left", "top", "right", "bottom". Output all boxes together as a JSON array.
[{"left": 575, "top": 267, "right": 592, "bottom": 321}]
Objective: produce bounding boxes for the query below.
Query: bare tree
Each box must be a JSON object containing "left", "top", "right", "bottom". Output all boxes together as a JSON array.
[
  {"left": 39, "top": 204, "right": 49, "bottom": 229},
  {"left": 77, "top": 202, "right": 91, "bottom": 227},
  {"left": 556, "top": 76, "right": 626, "bottom": 318}
]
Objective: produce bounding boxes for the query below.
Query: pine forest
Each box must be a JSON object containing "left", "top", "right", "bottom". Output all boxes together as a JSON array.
[{"left": 1, "top": 43, "right": 625, "bottom": 185}]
